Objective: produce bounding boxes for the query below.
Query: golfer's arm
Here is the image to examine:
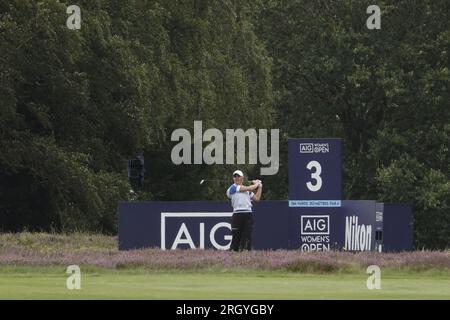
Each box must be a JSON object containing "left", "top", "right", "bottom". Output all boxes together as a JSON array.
[
  {"left": 253, "top": 186, "right": 262, "bottom": 202},
  {"left": 239, "top": 184, "right": 258, "bottom": 192}
]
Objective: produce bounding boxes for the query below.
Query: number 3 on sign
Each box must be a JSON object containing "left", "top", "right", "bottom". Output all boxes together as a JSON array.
[{"left": 306, "top": 161, "right": 322, "bottom": 192}]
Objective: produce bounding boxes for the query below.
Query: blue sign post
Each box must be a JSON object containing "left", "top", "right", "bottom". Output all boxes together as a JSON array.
[{"left": 288, "top": 138, "right": 342, "bottom": 207}]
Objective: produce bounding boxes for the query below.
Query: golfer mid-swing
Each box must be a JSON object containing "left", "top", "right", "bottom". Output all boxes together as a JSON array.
[{"left": 226, "top": 170, "right": 262, "bottom": 251}]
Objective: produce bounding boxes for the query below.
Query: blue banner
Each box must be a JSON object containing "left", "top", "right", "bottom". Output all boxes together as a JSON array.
[
  {"left": 118, "top": 200, "right": 411, "bottom": 252},
  {"left": 288, "top": 138, "right": 342, "bottom": 206}
]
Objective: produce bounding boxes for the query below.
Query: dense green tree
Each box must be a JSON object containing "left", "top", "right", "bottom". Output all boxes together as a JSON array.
[
  {"left": 0, "top": 0, "right": 273, "bottom": 232},
  {"left": 254, "top": 0, "right": 450, "bottom": 248},
  {"left": 1, "top": 0, "right": 449, "bottom": 248}
]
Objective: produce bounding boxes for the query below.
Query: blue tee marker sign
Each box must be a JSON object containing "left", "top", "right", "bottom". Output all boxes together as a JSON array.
[{"left": 288, "top": 138, "right": 342, "bottom": 207}]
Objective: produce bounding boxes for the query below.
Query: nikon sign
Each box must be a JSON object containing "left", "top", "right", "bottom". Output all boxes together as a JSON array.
[{"left": 345, "top": 216, "right": 372, "bottom": 251}]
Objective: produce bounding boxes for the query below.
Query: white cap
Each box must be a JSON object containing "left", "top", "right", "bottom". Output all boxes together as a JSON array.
[{"left": 233, "top": 170, "right": 244, "bottom": 177}]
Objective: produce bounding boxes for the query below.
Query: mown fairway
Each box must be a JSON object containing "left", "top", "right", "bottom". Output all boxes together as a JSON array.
[
  {"left": 1, "top": 233, "right": 450, "bottom": 299},
  {"left": 1, "top": 266, "right": 450, "bottom": 299}
]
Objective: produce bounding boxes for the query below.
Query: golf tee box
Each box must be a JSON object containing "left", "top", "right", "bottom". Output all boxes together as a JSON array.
[{"left": 118, "top": 137, "right": 413, "bottom": 252}]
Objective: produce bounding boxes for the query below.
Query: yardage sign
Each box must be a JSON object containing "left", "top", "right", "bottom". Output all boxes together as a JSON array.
[{"left": 288, "top": 138, "right": 342, "bottom": 207}]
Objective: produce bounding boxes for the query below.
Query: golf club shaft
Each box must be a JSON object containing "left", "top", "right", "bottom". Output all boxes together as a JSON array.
[
  {"left": 200, "top": 178, "right": 260, "bottom": 185},
  {"left": 201, "top": 179, "right": 229, "bottom": 184}
]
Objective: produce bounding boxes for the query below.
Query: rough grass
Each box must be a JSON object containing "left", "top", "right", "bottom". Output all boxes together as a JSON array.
[{"left": 1, "top": 232, "right": 450, "bottom": 273}]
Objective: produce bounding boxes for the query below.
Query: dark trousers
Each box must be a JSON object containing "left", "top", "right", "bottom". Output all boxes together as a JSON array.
[{"left": 230, "top": 212, "right": 253, "bottom": 251}]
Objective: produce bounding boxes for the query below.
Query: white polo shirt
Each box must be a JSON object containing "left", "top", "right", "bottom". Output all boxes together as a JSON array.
[{"left": 226, "top": 183, "right": 254, "bottom": 213}]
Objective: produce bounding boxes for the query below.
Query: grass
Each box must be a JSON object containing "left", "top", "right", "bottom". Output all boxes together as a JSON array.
[
  {"left": 1, "top": 266, "right": 450, "bottom": 299},
  {"left": 0, "top": 232, "right": 450, "bottom": 299}
]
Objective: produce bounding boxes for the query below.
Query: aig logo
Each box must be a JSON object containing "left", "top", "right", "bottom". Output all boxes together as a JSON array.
[
  {"left": 161, "top": 212, "right": 232, "bottom": 250},
  {"left": 300, "top": 143, "right": 314, "bottom": 153},
  {"left": 301, "top": 215, "right": 330, "bottom": 235},
  {"left": 299, "top": 143, "right": 330, "bottom": 153}
]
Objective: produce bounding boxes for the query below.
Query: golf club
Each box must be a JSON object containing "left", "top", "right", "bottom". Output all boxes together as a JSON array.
[
  {"left": 199, "top": 179, "right": 229, "bottom": 185},
  {"left": 200, "top": 178, "right": 261, "bottom": 185}
]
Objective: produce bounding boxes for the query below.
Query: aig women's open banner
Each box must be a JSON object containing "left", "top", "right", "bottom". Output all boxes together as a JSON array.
[{"left": 119, "top": 139, "right": 412, "bottom": 252}]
